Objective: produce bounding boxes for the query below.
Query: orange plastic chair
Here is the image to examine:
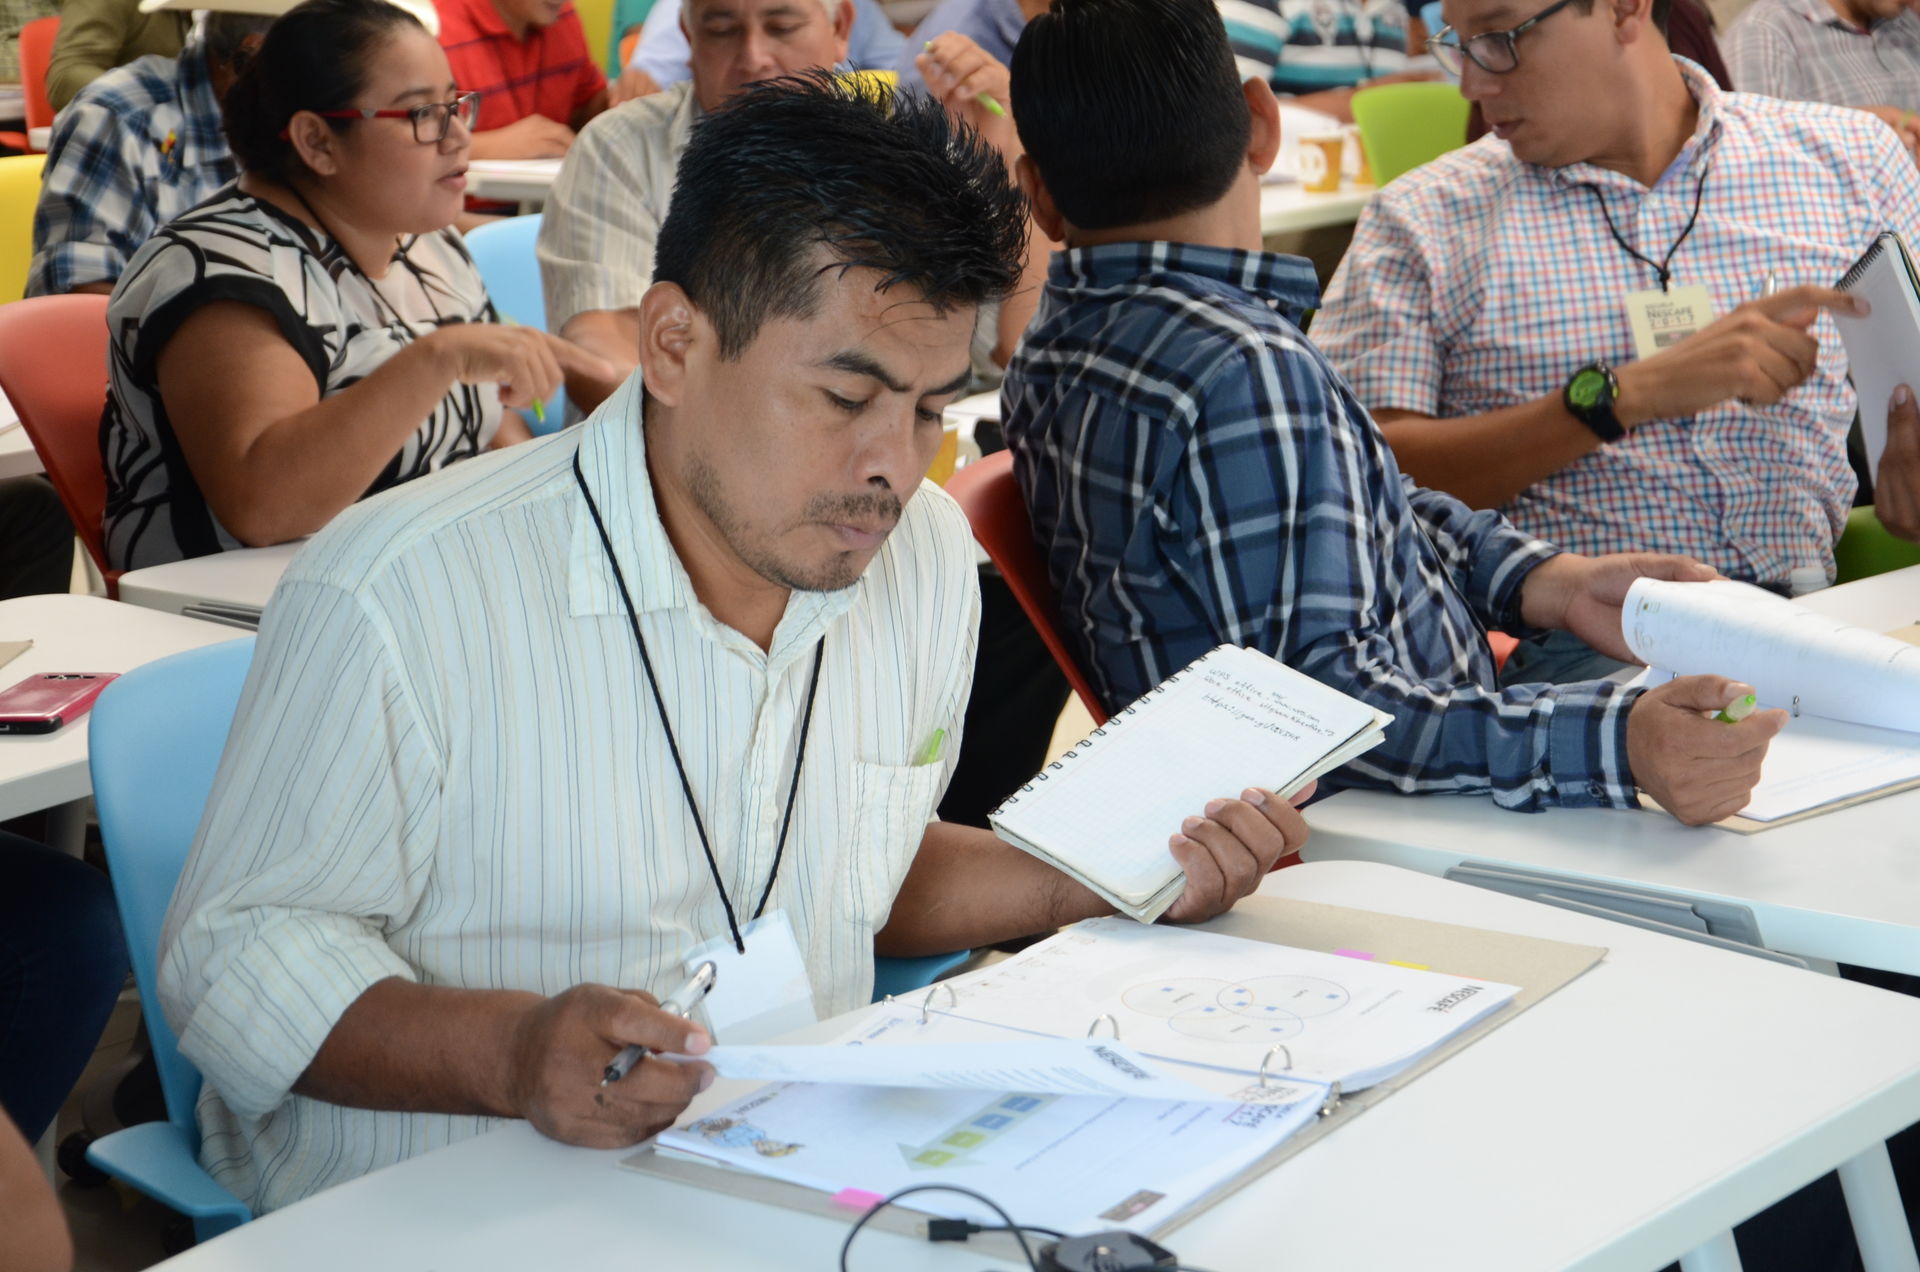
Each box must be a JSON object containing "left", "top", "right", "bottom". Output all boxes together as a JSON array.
[
  {"left": 946, "top": 450, "right": 1109, "bottom": 726},
  {"left": 19, "top": 15, "right": 57, "bottom": 133},
  {"left": 0, "top": 293, "right": 117, "bottom": 593}
]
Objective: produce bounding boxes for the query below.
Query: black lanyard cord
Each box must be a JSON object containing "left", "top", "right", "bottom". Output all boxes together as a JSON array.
[
  {"left": 1582, "top": 162, "right": 1710, "bottom": 294},
  {"left": 572, "top": 450, "right": 824, "bottom": 955}
]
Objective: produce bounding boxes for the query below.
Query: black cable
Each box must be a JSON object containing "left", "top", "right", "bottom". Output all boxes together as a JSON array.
[{"left": 839, "top": 1184, "right": 1043, "bottom": 1271}]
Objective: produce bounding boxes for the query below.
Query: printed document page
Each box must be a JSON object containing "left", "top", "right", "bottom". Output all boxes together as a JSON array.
[
  {"left": 933, "top": 918, "right": 1518, "bottom": 1091},
  {"left": 648, "top": 1016, "right": 1328, "bottom": 1236},
  {"left": 1625, "top": 578, "right": 1920, "bottom": 732},
  {"left": 683, "top": 1032, "right": 1229, "bottom": 1103}
]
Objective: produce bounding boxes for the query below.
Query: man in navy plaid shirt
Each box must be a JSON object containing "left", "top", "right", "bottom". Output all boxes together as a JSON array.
[
  {"left": 1001, "top": 0, "right": 1785, "bottom": 824},
  {"left": 28, "top": 9, "right": 270, "bottom": 297}
]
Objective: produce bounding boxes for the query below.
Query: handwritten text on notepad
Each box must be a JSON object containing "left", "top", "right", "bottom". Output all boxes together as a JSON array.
[{"left": 1199, "top": 664, "right": 1342, "bottom": 742}]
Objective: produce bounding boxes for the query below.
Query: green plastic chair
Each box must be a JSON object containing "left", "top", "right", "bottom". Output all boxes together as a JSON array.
[
  {"left": 1834, "top": 505, "right": 1920, "bottom": 584},
  {"left": 1349, "top": 82, "right": 1472, "bottom": 187}
]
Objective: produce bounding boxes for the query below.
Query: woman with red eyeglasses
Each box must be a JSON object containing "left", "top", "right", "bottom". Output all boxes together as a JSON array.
[{"left": 99, "top": 0, "right": 612, "bottom": 571}]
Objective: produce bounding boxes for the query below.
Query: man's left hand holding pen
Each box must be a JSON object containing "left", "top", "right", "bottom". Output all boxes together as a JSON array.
[{"left": 504, "top": 983, "right": 715, "bottom": 1147}]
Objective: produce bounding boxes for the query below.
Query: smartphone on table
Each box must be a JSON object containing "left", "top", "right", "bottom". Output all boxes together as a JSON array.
[{"left": 0, "top": 672, "right": 118, "bottom": 734}]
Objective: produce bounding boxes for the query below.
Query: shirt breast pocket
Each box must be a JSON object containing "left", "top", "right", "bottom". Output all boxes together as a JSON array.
[{"left": 842, "top": 759, "right": 947, "bottom": 926}]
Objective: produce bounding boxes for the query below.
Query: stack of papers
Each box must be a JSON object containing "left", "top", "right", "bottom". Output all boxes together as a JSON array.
[{"left": 1626, "top": 577, "right": 1920, "bottom": 826}]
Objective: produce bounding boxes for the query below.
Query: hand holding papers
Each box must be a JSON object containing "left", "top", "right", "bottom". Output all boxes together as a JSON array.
[{"left": 1625, "top": 577, "right": 1920, "bottom": 825}]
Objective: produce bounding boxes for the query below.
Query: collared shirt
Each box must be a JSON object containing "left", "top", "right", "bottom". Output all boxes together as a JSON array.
[
  {"left": 27, "top": 45, "right": 232, "bottom": 297},
  {"left": 435, "top": 0, "right": 605, "bottom": 134},
  {"left": 1003, "top": 241, "right": 1641, "bottom": 813},
  {"left": 538, "top": 78, "right": 698, "bottom": 331},
  {"left": 1725, "top": 0, "right": 1920, "bottom": 112},
  {"left": 157, "top": 371, "right": 978, "bottom": 1213},
  {"left": 1314, "top": 58, "right": 1920, "bottom": 585},
  {"left": 625, "top": 0, "right": 904, "bottom": 84},
  {"left": 893, "top": 0, "right": 1024, "bottom": 96},
  {"left": 1220, "top": 0, "right": 1413, "bottom": 93}
]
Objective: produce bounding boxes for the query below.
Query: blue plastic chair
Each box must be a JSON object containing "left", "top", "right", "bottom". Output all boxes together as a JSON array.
[
  {"left": 86, "top": 638, "right": 258, "bottom": 1243},
  {"left": 463, "top": 213, "right": 566, "bottom": 435},
  {"left": 872, "top": 951, "right": 970, "bottom": 1002}
]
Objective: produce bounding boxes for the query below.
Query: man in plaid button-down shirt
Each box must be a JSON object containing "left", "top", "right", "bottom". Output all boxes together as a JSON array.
[
  {"left": 27, "top": 13, "right": 270, "bottom": 297},
  {"left": 1314, "top": 0, "right": 1920, "bottom": 682},
  {"left": 1004, "top": 0, "right": 1785, "bottom": 824}
]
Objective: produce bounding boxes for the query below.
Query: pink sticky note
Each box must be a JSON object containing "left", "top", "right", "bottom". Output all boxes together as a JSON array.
[
  {"left": 832, "top": 1188, "right": 885, "bottom": 1212},
  {"left": 1333, "top": 948, "right": 1375, "bottom": 961}
]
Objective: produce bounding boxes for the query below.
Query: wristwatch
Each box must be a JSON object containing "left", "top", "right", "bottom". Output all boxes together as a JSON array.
[{"left": 1563, "top": 362, "right": 1625, "bottom": 443}]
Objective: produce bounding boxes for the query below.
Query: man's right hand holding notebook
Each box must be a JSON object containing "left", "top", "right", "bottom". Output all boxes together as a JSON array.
[{"left": 1160, "top": 781, "right": 1316, "bottom": 923}]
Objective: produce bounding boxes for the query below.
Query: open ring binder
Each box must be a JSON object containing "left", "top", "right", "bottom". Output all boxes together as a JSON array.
[{"left": 1258, "top": 1043, "right": 1344, "bottom": 1117}]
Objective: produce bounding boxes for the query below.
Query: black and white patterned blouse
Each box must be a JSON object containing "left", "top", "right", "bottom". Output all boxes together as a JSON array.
[{"left": 102, "top": 184, "right": 504, "bottom": 571}]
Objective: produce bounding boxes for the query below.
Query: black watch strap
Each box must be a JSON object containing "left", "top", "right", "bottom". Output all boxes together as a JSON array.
[{"left": 1564, "top": 362, "right": 1625, "bottom": 443}]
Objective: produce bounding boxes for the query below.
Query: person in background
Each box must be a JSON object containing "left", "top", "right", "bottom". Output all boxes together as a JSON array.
[
  {"left": 1223, "top": 0, "right": 1441, "bottom": 120},
  {"left": 28, "top": 8, "right": 274, "bottom": 297},
  {"left": 1004, "top": 0, "right": 1785, "bottom": 826},
  {"left": 893, "top": 0, "right": 1044, "bottom": 95},
  {"left": 1312, "top": 0, "right": 1920, "bottom": 684},
  {"left": 1723, "top": 0, "right": 1920, "bottom": 156},
  {"left": 613, "top": 0, "right": 901, "bottom": 99},
  {"left": 537, "top": 0, "right": 854, "bottom": 411},
  {"left": 433, "top": 0, "right": 608, "bottom": 157},
  {"left": 101, "top": 0, "right": 607, "bottom": 572},
  {"left": 45, "top": 0, "right": 188, "bottom": 111}
]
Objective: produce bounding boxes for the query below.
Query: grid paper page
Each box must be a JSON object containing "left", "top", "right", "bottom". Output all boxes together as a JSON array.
[{"left": 991, "top": 646, "right": 1385, "bottom": 902}]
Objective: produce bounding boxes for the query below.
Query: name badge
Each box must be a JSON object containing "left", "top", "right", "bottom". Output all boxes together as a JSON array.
[
  {"left": 682, "top": 909, "right": 818, "bottom": 1045},
  {"left": 1624, "top": 284, "right": 1716, "bottom": 361}
]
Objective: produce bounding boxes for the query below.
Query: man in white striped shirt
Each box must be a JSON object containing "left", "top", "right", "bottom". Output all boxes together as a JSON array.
[{"left": 158, "top": 74, "right": 1312, "bottom": 1214}]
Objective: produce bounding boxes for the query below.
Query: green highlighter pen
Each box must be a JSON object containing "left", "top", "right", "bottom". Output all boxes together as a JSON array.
[
  {"left": 913, "top": 728, "right": 946, "bottom": 766},
  {"left": 1714, "top": 694, "right": 1758, "bottom": 724},
  {"left": 497, "top": 312, "right": 546, "bottom": 425}
]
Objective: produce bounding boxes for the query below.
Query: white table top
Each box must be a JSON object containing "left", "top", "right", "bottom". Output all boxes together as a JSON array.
[
  {"left": 0, "top": 386, "right": 44, "bottom": 479},
  {"left": 1304, "top": 566, "right": 1920, "bottom": 974},
  {"left": 1259, "top": 179, "right": 1374, "bottom": 236},
  {"left": 0, "top": 595, "right": 244, "bottom": 820},
  {"left": 117, "top": 541, "right": 303, "bottom": 620},
  {"left": 465, "top": 158, "right": 561, "bottom": 205},
  {"left": 153, "top": 861, "right": 1920, "bottom": 1272}
]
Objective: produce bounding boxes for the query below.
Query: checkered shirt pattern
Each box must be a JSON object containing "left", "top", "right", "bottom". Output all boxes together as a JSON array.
[
  {"left": 27, "top": 45, "right": 233, "bottom": 297},
  {"left": 1002, "top": 241, "right": 1644, "bottom": 812},
  {"left": 435, "top": 0, "right": 605, "bottom": 135},
  {"left": 1314, "top": 57, "right": 1920, "bottom": 585},
  {"left": 1726, "top": 0, "right": 1920, "bottom": 113}
]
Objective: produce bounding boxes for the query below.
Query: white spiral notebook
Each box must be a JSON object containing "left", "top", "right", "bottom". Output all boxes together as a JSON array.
[
  {"left": 988, "top": 645, "right": 1392, "bottom": 921},
  {"left": 1834, "top": 230, "right": 1920, "bottom": 482}
]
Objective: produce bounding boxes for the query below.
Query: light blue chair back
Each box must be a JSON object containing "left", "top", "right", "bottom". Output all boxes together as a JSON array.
[
  {"left": 87, "top": 637, "right": 258, "bottom": 1240},
  {"left": 465, "top": 213, "right": 566, "bottom": 435}
]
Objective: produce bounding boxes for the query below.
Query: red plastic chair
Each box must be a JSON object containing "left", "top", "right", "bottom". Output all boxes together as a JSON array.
[
  {"left": 0, "top": 17, "right": 60, "bottom": 152},
  {"left": 0, "top": 293, "right": 117, "bottom": 593},
  {"left": 946, "top": 450, "right": 1109, "bottom": 726}
]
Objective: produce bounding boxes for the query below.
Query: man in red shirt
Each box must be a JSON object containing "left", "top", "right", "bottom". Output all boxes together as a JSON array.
[{"left": 435, "top": 0, "right": 611, "bottom": 156}]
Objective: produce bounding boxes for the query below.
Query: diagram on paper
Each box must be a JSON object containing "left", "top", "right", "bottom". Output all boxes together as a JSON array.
[
  {"left": 933, "top": 917, "right": 1519, "bottom": 1089},
  {"left": 1121, "top": 975, "right": 1351, "bottom": 1044}
]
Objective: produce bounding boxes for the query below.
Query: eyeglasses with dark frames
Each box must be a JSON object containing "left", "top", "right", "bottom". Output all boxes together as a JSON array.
[
  {"left": 312, "top": 91, "right": 482, "bottom": 143},
  {"left": 1427, "top": 0, "right": 1582, "bottom": 75}
]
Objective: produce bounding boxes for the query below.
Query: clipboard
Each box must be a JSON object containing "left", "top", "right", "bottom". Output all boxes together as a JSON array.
[{"left": 622, "top": 896, "right": 1605, "bottom": 1255}]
